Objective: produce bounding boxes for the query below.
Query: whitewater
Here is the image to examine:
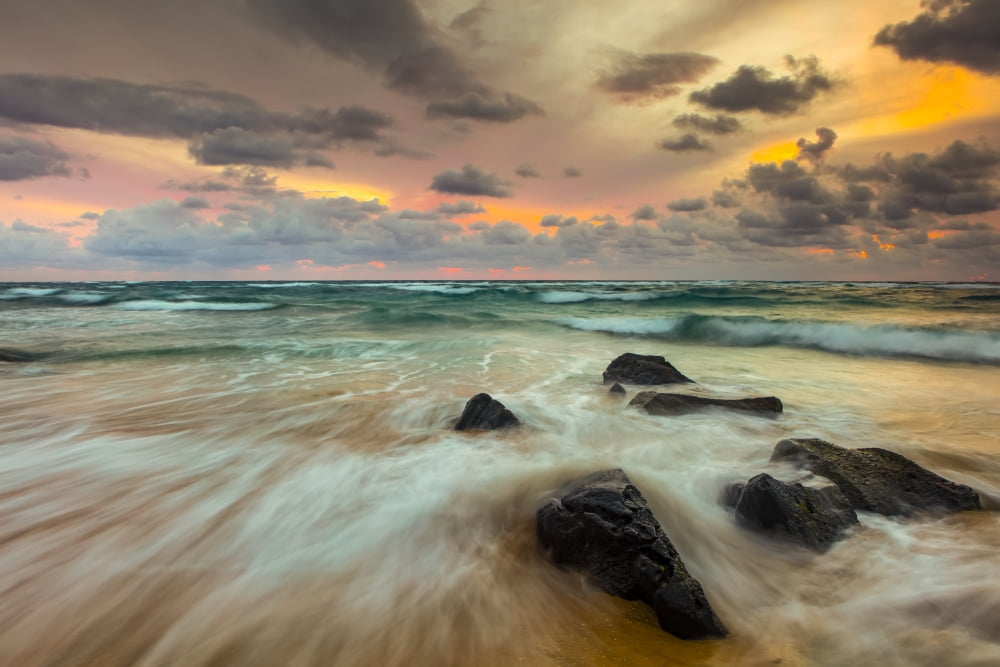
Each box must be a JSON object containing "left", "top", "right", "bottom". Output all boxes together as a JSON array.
[{"left": 1, "top": 280, "right": 998, "bottom": 666}]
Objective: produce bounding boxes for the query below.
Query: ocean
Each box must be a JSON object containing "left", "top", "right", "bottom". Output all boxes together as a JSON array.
[{"left": 1, "top": 280, "right": 999, "bottom": 666}]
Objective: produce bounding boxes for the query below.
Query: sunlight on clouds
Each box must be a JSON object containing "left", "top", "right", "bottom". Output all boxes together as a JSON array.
[
  {"left": 750, "top": 141, "right": 799, "bottom": 164},
  {"left": 279, "top": 175, "right": 393, "bottom": 203}
]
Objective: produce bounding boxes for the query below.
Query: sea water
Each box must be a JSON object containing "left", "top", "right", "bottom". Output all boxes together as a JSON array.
[{"left": 1, "top": 281, "right": 998, "bottom": 666}]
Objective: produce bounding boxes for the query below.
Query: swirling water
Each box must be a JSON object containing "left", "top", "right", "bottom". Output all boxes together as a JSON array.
[{"left": 1, "top": 280, "right": 999, "bottom": 666}]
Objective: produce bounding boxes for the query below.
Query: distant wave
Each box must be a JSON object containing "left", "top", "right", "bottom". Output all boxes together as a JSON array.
[
  {"left": 555, "top": 314, "right": 1000, "bottom": 364},
  {"left": 387, "top": 284, "right": 481, "bottom": 295},
  {"left": 114, "top": 300, "right": 278, "bottom": 311},
  {"left": 247, "top": 282, "right": 322, "bottom": 288},
  {"left": 537, "top": 290, "right": 661, "bottom": 304},
  {"left": 58, "top": 291, "right": 113, "bottom": 305},
  {"left": 0, "top": 287, "right": 62, "bottom": 299}
]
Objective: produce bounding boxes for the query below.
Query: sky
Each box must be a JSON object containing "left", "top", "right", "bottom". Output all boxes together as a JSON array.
[{"left": 1, "top": 0, "right": 999, "bottom": 281}]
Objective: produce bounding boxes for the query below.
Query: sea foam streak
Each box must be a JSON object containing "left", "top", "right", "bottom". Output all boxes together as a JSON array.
[
  {"left": 114, "top": 300, "right": 278, "bottom": 311},
  {"left": 538, "top": 290, "right": 660, "bottom": 303},
  {"left": 556, "top": 314, "right": 1000, "bottom": 364}
]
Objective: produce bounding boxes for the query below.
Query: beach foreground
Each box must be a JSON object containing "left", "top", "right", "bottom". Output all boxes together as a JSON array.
[{"left": 1, "top": 280, "right": 998, "bottom": 666}]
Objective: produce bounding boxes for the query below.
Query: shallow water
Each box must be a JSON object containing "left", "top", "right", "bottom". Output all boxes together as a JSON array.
[{"left": 1, "top": 280, "right": 999, "bottom": 666}]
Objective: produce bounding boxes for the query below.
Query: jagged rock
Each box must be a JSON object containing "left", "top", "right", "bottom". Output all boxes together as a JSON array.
[
  {"left": 732, "top": 473, "right": 859, "bottom": 551},
  {"left": 608, "top": 382, "right": 626, "bottom": 395},
  {"left": 629, "top": 391, "right": 783, "bottom": 417},
  {"left": 771, "top": 438, "right": 980, "bottom": 517},
  {"left": 454, "top": 393, "right": 521, "bottom": 431},
  {"left": 602, "top": 353, "right": 693, "bottom": 385},
  {"left": 537, "top": 469, "right": 727, "bottom": 640}
]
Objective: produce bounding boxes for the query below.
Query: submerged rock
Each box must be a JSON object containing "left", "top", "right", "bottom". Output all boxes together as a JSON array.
[
  {"left": 732, "top": 473, "right": 859, "bottom": 551},
  {"left": 0, "top": 348, "right": 36, "bottom": 362},
  {"left": 629, "top": 391, "right": 783, "bottom": 417},
  {"left": 537, "top": 469, "right": 727, "bottom": 640},
  {"left": 454, "top": 393, "right": 521, "bottom": 431},
  {"left": 608, "top": 382, "right": 626, "bottom": 395},
  {"left": 771, "top": 438, "right": 980, "bottom": 517},
  {"left": 602, "top": 353, "right": 693, "bottom": 385}
]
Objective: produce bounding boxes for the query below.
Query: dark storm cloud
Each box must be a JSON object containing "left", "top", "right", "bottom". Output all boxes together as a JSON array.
[
  {"left": 796, "top": 127, "right": 838, "bottom": 162},
  {"left": 425, "top": 93, "right": 544, "bottom": 123},
  {"left": 189, "top": 128, "right": 301, "bottom": 168},
  {"left": 689, "top": 56, "right": 834, "bottom": 115},
  {"left": 747, "top": 160, "right": 835, "bottom": 205},
  {"left": 429, "top": 164, "right": 512, "bottom": 197},
  {"left": 666, "top": 197, "right": 708, "bottom": 212},
  {"left": 248, "top": 0, "right": 542, "bottom": 123},
  {"left": 0, "top": 134, "right": 74, "bottom": 181},
  {"left": 515, "top": 164, "right": 541, "bottom": 178},
  {"left": 874, "top": 0, "right": 1000, "bottom": 74},
  {"left": 658, "top": 134, "right": 711, "bottom": 152},
  {"left": 563, "top": 167, "right": 583, "bottom": 178},
  {"left": 0, "top": 74, "right": 392, "bottom": 144},
  {"left": 711, "top": 190, "right": 742, "bottom": 208},
  {"left": 435, "top": 200, "right": 485, "bottom": 216},
  {"left": 736, "top": 205, "right": 852, "bottom": 248},
  {"left": 595, "top": 50, "right": 719, "bottom": 103},
  {"left": 671, "top": 113, "right": 742, "bottom": 135}
]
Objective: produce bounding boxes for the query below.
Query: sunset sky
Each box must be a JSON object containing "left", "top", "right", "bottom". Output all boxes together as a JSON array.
[{"left": 1, "top": 0, "right": 999, "bottom": 280}]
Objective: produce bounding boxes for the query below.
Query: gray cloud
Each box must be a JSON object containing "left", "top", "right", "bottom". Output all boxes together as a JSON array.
[
  {"left": 515, "top": 164, "right": 541, "bottom": 178},
  {"left": 11, "top": 220, "right": 48, "bottom": 232},
  {"left": 689, "top": 56, "right": 834, "bottom": 115},
  {"left": 658, "top": 134, "right": 711, "bottom": 152},
  {"left": 248, "top": 0, "right": 542, "bottom": 123},
  {"left": 0, "top": 134, "right": 73, "bottom": 181},
  {"left": 672, "top": 113, "right": 742, "bottom": 135},
  {"left": 563, "top": 166, "right": 583, "bottom": 178},
  {"left": 874, "top": 0, "right": 1000, "bottom": 75},
  {"left": 435, "top": 200, "right": 486, "bottom": 216},
  {"left": 631, "top": 204, "right": 658, "bottom": 220},
  {"left": 667, "top": 197, "right": 708, "bottom": 212},
  {"left": 79, "top": 211, "right": 102, "bottom": 220},
  {"left": 540, "top": 214, "right": 579, "bottom": 228},
  {"left": 189, "top": 128, "right": 301, "bottom": 168},
  {"left": 711, "top": 190, "right": 742, "bottom": 208},
  {"left": 429, "top": 164, "right": 512, "bottom": 197},
  {"left": 180, "top": 195, "right": 211, "bottom": 209},
  {"left": 595, "top": 50, "right": 719, "bottom": 103},
  {"left": 796, "top": 127, "right": 838, "bottom": 162},
  {"left": 426, "top": 92, "right": 544, "bottom": 123}
]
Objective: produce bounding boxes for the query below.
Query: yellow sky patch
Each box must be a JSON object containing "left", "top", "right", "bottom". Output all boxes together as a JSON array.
[
  {"left": 749, "top": 140, "right": 799, "bottom": 164},
  {"left": 279, "top": 175, "right": 393, "bottom": 203}
]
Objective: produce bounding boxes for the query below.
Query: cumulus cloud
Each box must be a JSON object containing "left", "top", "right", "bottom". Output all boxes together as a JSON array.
[
  {"left": 426, "top": 93, "right": 544, "bottom": 123},
  {"left": 631, "top": 204, "right": 658, "bottom": 220},
  {"left": 429, "top": 164, "right": 513, "bottom": 197},
  {"left": 435, "top": 200, "right": 485, "bottom": 216},
  {"left": 595, "top": 50, "right": 719, "bottom": 103},
  {"left": 658, "top": 134, "right": 711, "bottom": 152},
  {"left": 248, "top": 0, "right": 542, "bottom": 123},
  {"left": 874, "top": 0, "right": 1000, "bottom": 74},
  {"left": 689, "top": 56, "right": 835, "bottom": 115},
  {"left": 515, "top": 164, "right": 541, "bottom": 178},
  {"left": 0, "top": 134, "right": 74, "bottom": 180},
  {"left": 180, "top": 195, "right": 211, "bottom": 209},
  {"left": 711, "top": 190, "right": 742, "bottom": 208},
  {"left": 667, "top": 197, "right": 708, "bottom": 212},
  {"left": 796, "top": 127, "right": 838, "bottom": 162},
  {"left": 539, "top": 214, "right": 579, "bottom": 228},
  {"left": 672, "top": 113, "right": 742, "bottom": 135},
  {"left": 563, "top": 167, "right": 583, "bottom": 178},
  {"left": 189, "top": 128, "right": 301, "bottom": 168}
]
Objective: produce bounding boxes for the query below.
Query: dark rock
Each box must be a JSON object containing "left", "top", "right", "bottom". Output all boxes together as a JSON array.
[
  {"left": 720, "top": 483, "right": 744, "bottom": 509},
  {"left": 771, "top": 438, "right": 980, "bottom": 517},
  {"left": 454, "top": 393, "right": 521, "bottom": 431},
  {"left": 603, "top": 353, "right": 693, "bottom": 385},
  {"left": 608, "top": 382, "right": 626, "bottom": 395},
  {"left": 0, "top": 348, "right": 35, "bottom": 362},
  {"left": 629, "top": 391, "right": 783, "bottom": 417},
  {"left": 733, "top": 473, "right": 859, "bottom": 551},
  {"left": 537, "top": 469, "right": 727, "bottom": 640}
]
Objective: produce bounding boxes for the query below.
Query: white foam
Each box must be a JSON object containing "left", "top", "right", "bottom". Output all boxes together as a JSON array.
[
  {"left": 538, "top": 290, "right": 660, "bottom": 304},
  {"left": 388, "top": 284, "right": 480, "bottom": 295},
  {"left": 58, "top": 292, "right": 110, "bottom": 305},
  {"left": 247, "top": 282, "right": 322, "bottom": 288}
]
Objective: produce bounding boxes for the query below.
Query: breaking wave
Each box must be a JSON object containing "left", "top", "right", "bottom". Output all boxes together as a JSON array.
[
  {"left": 114, "top": 300, "right": 279, "bottom": 311},
  {"left": 555, "top": 314, "right": 1000, "bottom": 364}
]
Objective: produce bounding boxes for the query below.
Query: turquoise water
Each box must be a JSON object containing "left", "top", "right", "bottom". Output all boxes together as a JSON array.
[{"left": 1, "top": 281, "right": 999, "bottom": 666}]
